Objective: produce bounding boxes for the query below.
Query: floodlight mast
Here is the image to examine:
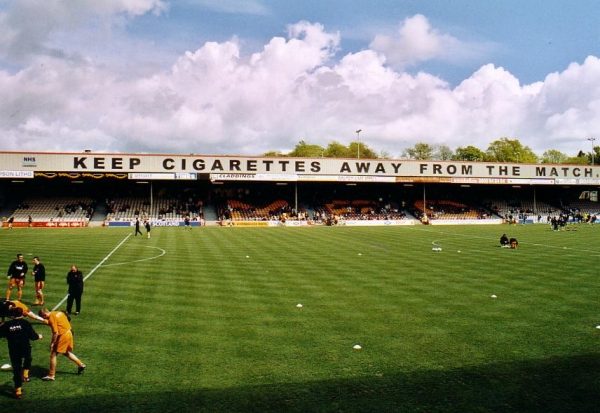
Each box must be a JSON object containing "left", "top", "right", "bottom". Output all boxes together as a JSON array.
[
  {"left": 588, "top": 137, "right": 596, "bottom": 165},
  {"left": 356, "top": 129, "right": 362, "bottom": 159}
]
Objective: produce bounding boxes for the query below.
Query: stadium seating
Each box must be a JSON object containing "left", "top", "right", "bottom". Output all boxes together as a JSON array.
[
  {"left": 485, "top": 199, "right": 562, "bottom": 222},
  {"left": 9, "top": 197, "right": 95, "bottom": 222},
  {"left": 105, "top": 197, "right": 202, "bottom": 221},
  {"left": 219, "top": 199, "right": 290, "bottom": 221},
  {"left": 4, "top": 193, "right": 594, "bottom": 225},
  {"left": 412, "top": 199, "right": 493, "bottom": 220},
  {"left": 320, "top": 199, "right": 406, "bottom": 220},
  {"left": 561, "top": 199, "right": 600, "bottom": 215}
]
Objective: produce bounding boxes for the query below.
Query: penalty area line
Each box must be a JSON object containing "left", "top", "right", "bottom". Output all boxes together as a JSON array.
[{"left": 52, "top": 234, "right": 132, "bottom": 311}]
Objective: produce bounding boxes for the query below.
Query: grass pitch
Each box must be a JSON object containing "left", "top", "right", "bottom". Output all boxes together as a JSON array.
[{"left": 0, "top": 224, "right": 599, "bottom": 412}]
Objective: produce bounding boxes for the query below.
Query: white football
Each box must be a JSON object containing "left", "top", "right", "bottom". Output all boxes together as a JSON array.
[
  {"left": 0, "top": 363, "right": 12, "bottom": 370},
  {"left": 353, "top": 344, "right": 362, "bottom": 350}
]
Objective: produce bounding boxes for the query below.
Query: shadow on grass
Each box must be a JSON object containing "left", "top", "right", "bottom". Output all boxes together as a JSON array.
[{"left": 5, "top": 354, "right": 599, "bottom": 413}]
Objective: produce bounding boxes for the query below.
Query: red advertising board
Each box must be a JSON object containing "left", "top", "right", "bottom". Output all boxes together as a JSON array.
[{"left": 2, "top": 222, "right": 89, "bottom": 228}]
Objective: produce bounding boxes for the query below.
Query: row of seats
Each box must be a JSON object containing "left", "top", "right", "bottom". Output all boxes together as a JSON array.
[
  {"left": 105, "top": 197, "right": 201, "bottom": 221},
  {"left": 562, "top": 200, "right": 600, "bottom": 215},
  {"left": 432, "top": 212, "right": 482, "bottom": 220},
  {"left": 4, "top": 196, "right": 597, "bottom": 224},
  {"left": 224, "top": 199, "right": 289, "bottom": 221},
  {"left": 323, "top": 199, "right": 398, "bottom": 217},
  {"left": 7, "top": 197, "right": 94, "bottom": 222},
  {"left": 486, "top": 199, "right": 559, "bottom": 218},
  {"left": 413, "top": 199, "right": 495, "bottom": 220}
]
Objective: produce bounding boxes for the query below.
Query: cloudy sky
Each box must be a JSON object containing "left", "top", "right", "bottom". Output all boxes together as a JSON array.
[{"left": 1, "top": 0, "right": 599, "bottom": 158}]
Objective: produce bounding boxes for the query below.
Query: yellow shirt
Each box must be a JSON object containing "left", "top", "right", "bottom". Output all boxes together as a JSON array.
[
  {"left": 48, "top": 311, "right": 72, "bottom": 335},
  {"left": 9, "top": 300, "right": 30, "bottom": 314}
]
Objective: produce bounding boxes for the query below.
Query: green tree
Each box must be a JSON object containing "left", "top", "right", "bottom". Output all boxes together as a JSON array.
[
  {"left": 288, "top": 141, "right": 325, "bottom": 157},
  {"left": 434, "top": 144, "right": 454, "bottom": 161},
  {"left": 379, "top": 149, "right": 392, "bottom": 159},
  {"left": 561, "top": 150, "right": 589, "bottom": 164},
  {"left": 565, "top": 155, "right": 589, "bottom": 165},
  {"left": 349, "top": 141, "right": 378, "bottom": 159},
  {"left": 541, "top": 149, "right": 567, "bottom": 164},
  {"left": 486, "top": 137, "right": 538, "bottom": 163},
  {"left": 262, "top": 150, "right": 284, "bottom": 156},
  {"left": 324, "top": 141, "right": 348, "bottom": 158},
  {"left": 590, "top": 145, "right": 600, "bottom": 165},
  {"left": 452, "top": 145, "right": 486, "bottom": 161},
  {"left": 402, "top": 143, "right": 435, "bottom": 160}
]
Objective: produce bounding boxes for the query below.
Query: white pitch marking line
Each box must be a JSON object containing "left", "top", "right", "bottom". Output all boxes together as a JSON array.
[
  {"left": 52, "top": 234, "right": 132, "bottom": 311},
  {"left": 102, "top": 246, "right": 166, "bottom": 267}
]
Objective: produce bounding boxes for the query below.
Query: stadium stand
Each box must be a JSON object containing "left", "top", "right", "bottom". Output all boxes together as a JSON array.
[
  {"left": 485, "top": 199, "right": 560, "bottom": 222},
  {"left": 1, "top": 183, "right": 595, "bottom": 226},
  {"left": 412, "top": 199, "right": 494, "bottom": 221},
  {"left": 318, "top": 199, "right": 406, "bottom": 221},
  {"left": 560, "top": 199, "right": 600, "bottom": 215},
  {"left": 105, "top": 197, "right": 204, "bottom": 221},
  {"left": 216, "top": 199, "right": 295, "bottom": 221},
  {"left": 9, "top": 197, "right": 95, "bottom": 223}
]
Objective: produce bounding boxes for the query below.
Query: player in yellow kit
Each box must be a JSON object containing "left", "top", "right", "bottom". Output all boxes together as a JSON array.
[
  {"left": 38, "top": 308, "right": 86, "bottom": 380},
  {"left": 2, "top": 300, "right": 45, "bottom": 322}
]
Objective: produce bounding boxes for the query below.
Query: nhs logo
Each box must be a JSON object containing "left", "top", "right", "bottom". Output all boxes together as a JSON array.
[{"left": 22, "top": 156, "right": 37, "bottom": 166}]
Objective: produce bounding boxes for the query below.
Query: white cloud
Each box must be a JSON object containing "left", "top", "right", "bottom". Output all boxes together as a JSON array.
[
  {"left": 369, "top": 14, "right": 483, "bottom": 68},
  {"left": 0, "top": 8, "right": 599, "bottom": 157}
]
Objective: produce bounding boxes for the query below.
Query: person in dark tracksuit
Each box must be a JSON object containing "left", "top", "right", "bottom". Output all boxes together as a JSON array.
[
  {"left": 6, "top": 253, "right": 28, "bottom": 301},
  {"left": 135, "top": 217, "right": 143, "bottom": 236},
  {"left": 32, "top": 256, "right": 46, "bottom": 306},
  {"left": 66, "top": 266, "right": 84, "bottom": 315},
  {"left": 0, "top": 307, "right": 43, "bottom": 399}
]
